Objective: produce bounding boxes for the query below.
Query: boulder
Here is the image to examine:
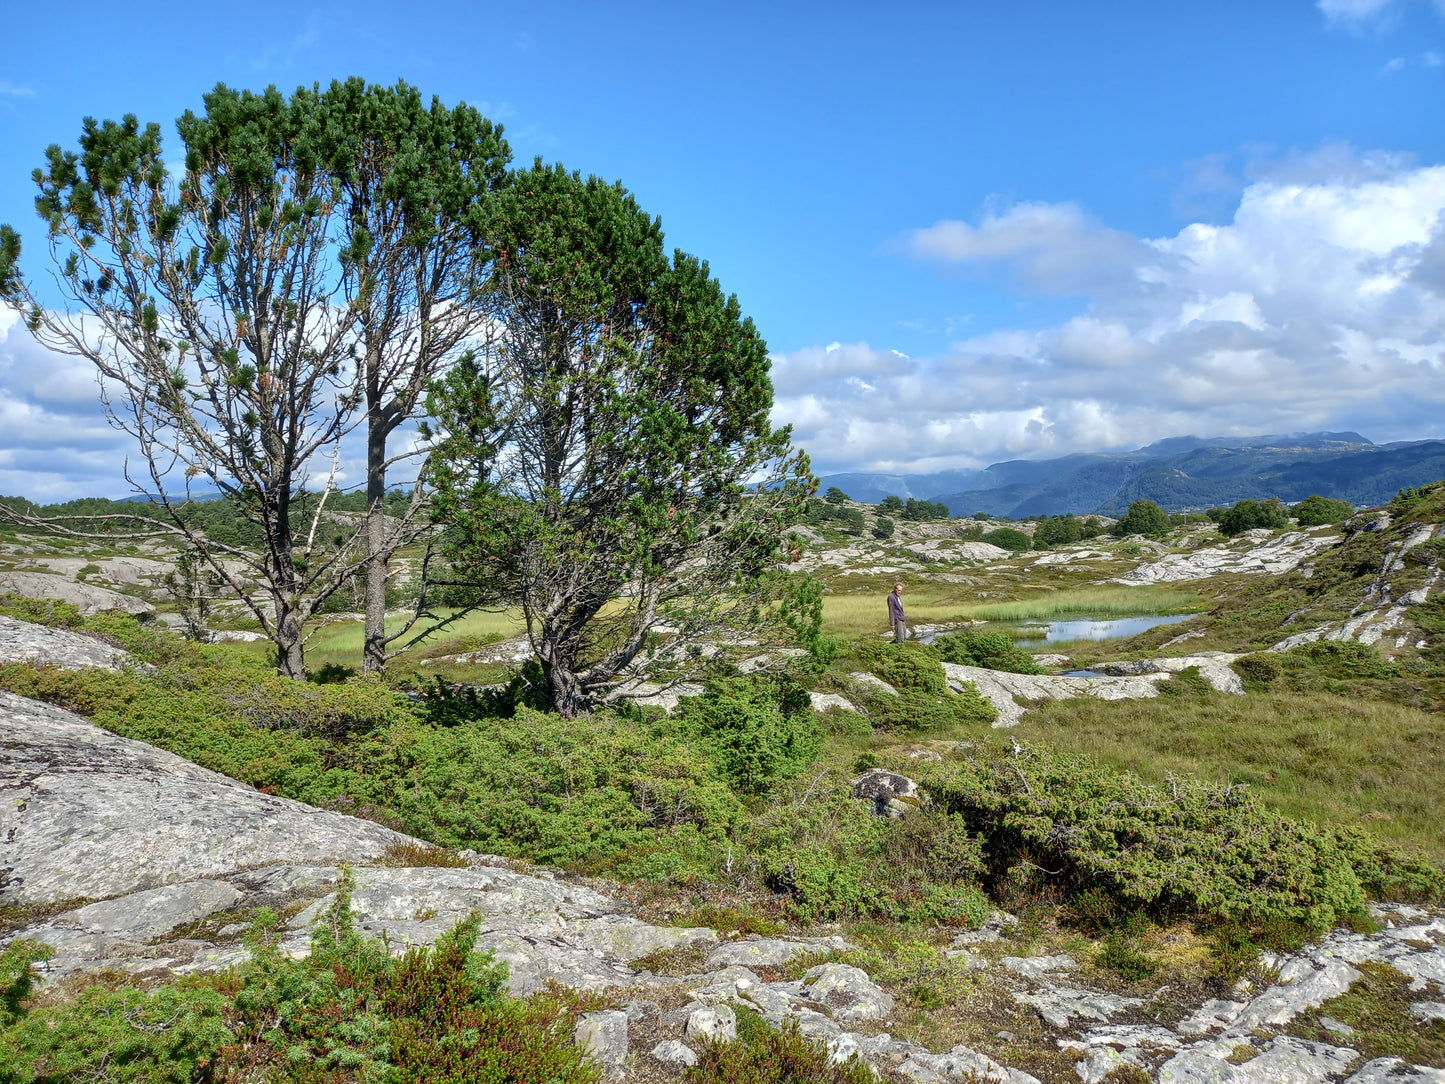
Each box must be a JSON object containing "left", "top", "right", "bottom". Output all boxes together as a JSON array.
[
  {"left": 810, "top": 691, "right": 861, "bottom": 714},
  {"left": 686, "top": 1004, "right": 737, "bottom": 1042},
  {"left": 651, "top": 1040, "right": 699, "bottom": 1066},
  {"left": 848, "top": 671, "right": 899, "bottom": 696},
  {"left": 851, "top": 767, "right": 925, "bottom": 817},
  {"left": 802, "top": 962, "right": 894, "bottom": 1022},
  {"left": 574, "top": 1010, "right": 629, "bottom": 1077}
]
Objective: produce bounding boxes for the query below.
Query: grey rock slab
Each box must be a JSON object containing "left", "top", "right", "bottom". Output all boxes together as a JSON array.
[
  {"left": 1394, "top": 947, "right": 1445, "bottom": 991},
  {"left": 1001, "top": 953, "right": 1079, "bottom": 978},
  {"left": 575, "top": 1010, "right": 628, "bottom": 1076},
  {"left": 55, "top": 879, "right": 241, "bottom": 942},
  {"left": 794, "top": 1009, "right": 842, "bottom": 1040},
  {"left": 1013, "top": 986, "right": 1143, "bottom": 1028},
  {"left": 704, "top": 935, "right": 853, "bottom": 969},
  {"left": 802, "top": 961, "right": 895, "bottom": 1022},
  {"left": 1228, "top": 958, "right": 1363, "bottom": 1031},
  {"left": 564, "top": 913, "right": 716, "bottom": 961},
  {"left": 0, "top": 572, "right": 153, "bottom": 615},
  {"left": 1072, "top": 1047, "right": 1155, "bottom": 1084},
  {"left": 1410, "top": 1001, "right": 1445, "bottom": 1022},
  {"left": 942, "top": 662, "right": 1167, "bottom": 728},
  {"left": 700, "top": 964, "right": 763, "bottom": 988},
  {"left": 945, "top": 947, "right": 989, "bottom": 969},
  {"left": 1345, "top": 1058, "right": 1445, "bottom": 1083},
  {"left": 686, "top": 1003, "right": 737, "bottom": 1042},
  {"left": 1177, "top": 998, "right": 1247, "bottom": 1037},
  {"left": 892, "top": 1040, "right": 1043, "bottom": 1083},
  {"left": 1319, "top": 1014, "right": 1356, "bottom": 1036},
  {"left": 951, "top": 910, "right": 1020, "bottom": 945},
  {"left": 1231, "top": 1036, "right": 1359, "bottom": 1084},
  {"left": 1096, "top": 654, "right": 1245, "bottom": 695},
  {"left": 849, "top": 671, "right": 899, "bottom": 696},
  {"left": 605, "top": 679, "right": 703, "bottom": 714},
  {"left": 276, "top": 866, "right": 646, "bottom": 996},
  {"left": 1158, "top": 1050, "right": 1249, "bottom": 1083},
  {"left": 1122, "top": 531, "right": 1338, "bottom": 585},
  {"left": 287, "top": 865, "right": 617, "bottom": 936},
  {"left": 1071, "top": 1023, "right": 1182, "bottom": 1050},
  {"left": 0, "top": 691, "right": 416, "bottom": 905},
  {"left": 0, "top": 615, "right": 132, "bottom": 670},
  {"left": 650, "top": 1040, "right": 698, "bottom": 1067}
]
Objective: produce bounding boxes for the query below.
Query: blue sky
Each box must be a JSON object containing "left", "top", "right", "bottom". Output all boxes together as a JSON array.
[{"left": 1, "top": 0, "right": 1443, "bottom": 496}]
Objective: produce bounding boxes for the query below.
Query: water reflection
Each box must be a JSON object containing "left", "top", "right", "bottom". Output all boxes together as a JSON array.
[{"left": 1023, "top": 613, "right": 1192, "bottom": 644}]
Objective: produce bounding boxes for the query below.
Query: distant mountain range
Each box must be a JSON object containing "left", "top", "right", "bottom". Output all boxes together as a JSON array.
[{"left": 818, "top": 433, "right": 1445, "bottom": 517}]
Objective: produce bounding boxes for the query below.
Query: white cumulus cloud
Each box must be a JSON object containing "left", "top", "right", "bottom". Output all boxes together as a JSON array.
[{"left": 771, "top": 150, "right": 1445, "bottom": 475}]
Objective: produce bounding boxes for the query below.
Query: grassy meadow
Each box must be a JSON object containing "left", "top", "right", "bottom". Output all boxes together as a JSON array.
[
  {"left": 233, "top": 607, "right": 526, "bottom": 671},
  {"left": 1016, "top": 685, "right": 1445, "bottom": 862}
]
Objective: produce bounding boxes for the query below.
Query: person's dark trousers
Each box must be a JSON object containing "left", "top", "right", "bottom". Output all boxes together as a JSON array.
[{"left": 894, "top": 619, "right": 907, "bottom": 643}]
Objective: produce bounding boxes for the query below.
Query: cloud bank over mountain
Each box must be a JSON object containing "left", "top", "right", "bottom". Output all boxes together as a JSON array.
[{"left": 771, "top": 149, "right": 1445, "bottom": 476}]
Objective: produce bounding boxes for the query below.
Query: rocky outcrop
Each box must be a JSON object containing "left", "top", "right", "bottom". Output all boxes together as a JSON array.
[
  {"left": 1120, "top": 529, "right": 1340, "bottom": 585},
  {"left": 0, "top": 570, "right": 153, "bottom": 615},
  {"left": 1270, "top": 521, "right": 1442, "bottom": 653},
  {"left": 1094, "top": 652, "right": 1245, "bottom": 695},
  {"left": 0, "top": 691, "right": 414, "bottom": 905},
  {"left": 0, "top": 615, "right": 132, "bottom": 670},
  {"left": 942, "top": 662, "right": 1170, "bottom": 727}
]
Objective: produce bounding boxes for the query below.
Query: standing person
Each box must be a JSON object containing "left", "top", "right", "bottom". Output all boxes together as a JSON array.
[{"left": 888, "top": 582, "right": 907, "bottom": 643}]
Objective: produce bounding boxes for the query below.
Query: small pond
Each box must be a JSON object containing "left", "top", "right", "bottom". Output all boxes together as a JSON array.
[{"left": 1021, "top": 613, "right": 1193, "bottom": 645}]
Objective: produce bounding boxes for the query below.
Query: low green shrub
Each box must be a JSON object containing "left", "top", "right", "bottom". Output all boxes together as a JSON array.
[
  {"left": 0, "top": 875, "right": 601, "bottom": 1084},
  {"left": 857, "top": 685, "right": 996, "bottom": 731},
  {"left": 1287, "top": 640, "right": 1398, "bottom": 681},
  {"left": 674, "top": 676, "right": 821, "bottom": 794},
  {"left": 0, "top": 941, "right": 49, "bottom": 1028},
  {"left": 745, "top": 785, "right": 988, "bottom": 924},
  {"left": 845, "top": 642, "right": 997, "bottom": 730},
  {"left": 851, "top": 641, "right": 948, "bottom": 694},
  {"left": 685, "top": 1018, "right": 874, "bottom": 1084},
  {"left": 0, "top": 630, "right": 743, "bottom": 870},
  {"left": 1232, "top": 652, "right": 1282, "bottom": 690},
  {"left": 930, "top": 630, "right": 1043, "bottom": 674},
  {"left": 0, "top": 982, "right": 234, "bottom": 1084},
  {"left": 918, "top": 742, "right": 1443, "bottom": 932}
]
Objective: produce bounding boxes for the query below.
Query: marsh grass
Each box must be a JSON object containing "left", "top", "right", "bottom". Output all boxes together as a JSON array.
[
  {"left": 959, "top": 587, "right": 1202, "bottom": 623},
  {"left": 821, "top": 585, "right": 1201, "bottom": 638},
  {"left": 1016, "top": 685, "right": 1445, "bottom": 861}
]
